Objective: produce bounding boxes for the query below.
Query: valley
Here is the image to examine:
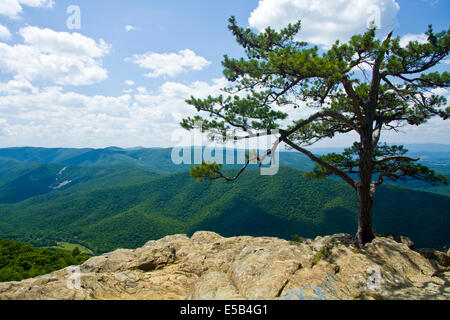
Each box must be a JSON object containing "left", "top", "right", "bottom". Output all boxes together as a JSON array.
[{"left": 0, "top": 146, "right": 448, "bottom": 254}]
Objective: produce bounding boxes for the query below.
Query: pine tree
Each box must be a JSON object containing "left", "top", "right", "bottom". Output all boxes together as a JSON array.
[{"left": 181, "top": 17, "right": 449, "bottom": 247}]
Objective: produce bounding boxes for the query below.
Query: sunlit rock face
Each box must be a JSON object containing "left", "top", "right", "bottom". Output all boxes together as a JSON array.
[{"left": 0, "top": 231, "right": 448, "bottom": 300}]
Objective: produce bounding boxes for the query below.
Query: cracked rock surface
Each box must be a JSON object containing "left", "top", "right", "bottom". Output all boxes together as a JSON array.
[{"left": 0, "top": 231, "right": 448, "bottom": 300}]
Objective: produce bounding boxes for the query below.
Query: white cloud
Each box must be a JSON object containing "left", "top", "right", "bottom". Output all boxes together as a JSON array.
[
  {"left": 19, "top": 27, "right": 111, "bottom": 57},
  {"left": 0, "top": 26, "right": 111, "bottom": 86},
  {"left": 125, "top": 80, "right": 135, "bottom": 86},
  {"left": 399, "top": 33, "right": 428, "bottom": 47},
  {"left": 134, "top": 78, "right": 226, "bottom": 122},
  {"left": 18, "top": 0, "right": 53, "bottom": 7},
  {"left": 0, "top": 75, "right": 37, "bottom": 95},
  {"left": 0, "top": 76, "right": 447, "bottom": 148},
  {"left": 0, "top": 85, "right": 131, "bottom": 116},
  {"left": 0, "top": 78, "right": 227, "bottom": 148},
  {"left": 248, "top": 0, "right": 400, "bottom": 47},
  {"left": 374, "top": 87, "right": 450, "bottom": 147},
  {"left": 125, "top": 25, "right": 137, "bottom": 32},
  {"left": 429, "top": 87, "right": 448, "bottom": 97},
  {"left": 136, "top": 87, "right": 147, "bottom": 94},
  {"left": 0, "top": 0, "right": 53, "bottom": 19},
  {"left": 0, "top": 0, "right": 21, "bottom": 18},
  {"left": 126, "top": 49, "right": 211, "bottom": 78},
  {"left": 0, "top": 24, "right": 11, "bottom": 40}
]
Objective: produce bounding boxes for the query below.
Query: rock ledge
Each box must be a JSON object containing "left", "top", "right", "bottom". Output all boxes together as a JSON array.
[{"left": 0, "top": 232, "right": 448, "bottom": 300}]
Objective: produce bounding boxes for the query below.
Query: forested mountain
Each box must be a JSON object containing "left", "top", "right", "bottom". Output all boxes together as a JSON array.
[
  {"left": 0, "top": 158, "right": 158, "bottom": 203},
  {"left": 0, "top": 166, "right": 448, "bottom": 253},
  {"left": 0, "top": 146, "right": 315, "bottom": 174},
  {"left": 0, "top": 146, "right": 448, "bottom": 255},
  {"left": 0, "top": 146, "right": 447, "bottom": 195}
]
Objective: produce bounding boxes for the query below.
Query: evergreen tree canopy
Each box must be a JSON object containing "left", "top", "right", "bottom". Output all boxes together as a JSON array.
[{"left": 182, "top": 17, "right": 449, "bottom": 246}]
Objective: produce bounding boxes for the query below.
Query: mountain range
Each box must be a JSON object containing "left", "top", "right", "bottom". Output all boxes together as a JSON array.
[{"left": 0, "top": 145, "right": 448, "bottom": 253}]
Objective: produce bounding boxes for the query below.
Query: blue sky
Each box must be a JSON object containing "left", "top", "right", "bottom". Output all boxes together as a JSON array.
[{"left": 0, "top": 0, "right": 448, "bottom": 148}]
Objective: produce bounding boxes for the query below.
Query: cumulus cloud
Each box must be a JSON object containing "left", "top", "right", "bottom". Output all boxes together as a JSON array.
[
  {"left": 0, "top": 75, "right": 37, "bottom": 95},
  {"left": 0, "top": 86, "right": 132, "bottom": 147},
  {"left": 0, "top": 78, "right": 227, "bottom": 148},
  {"left": 0, "top": 24, "right": 11, "bottom": 40},
  {"left": 0, "top": 0, "right": 53, "bottom": 19},
  {"left": 0, "top": 85, "right": 131, "bottom": 116},
  {"left": 125, "top": 80, "right": 135, "bottom": 86},
  {"left": 399, "top": 33, "right": 428, "bottom": 47},
  {"left": 19, "top": 27, "right": 111, "bottom": 57},
  {"left": 0, "top": 26, "right": 111, "bottom": 85},
  {"left": 126, "top": 49, "right": 211, "bottom": 78},
  {"left": 134, "top": 78, "right": 227, "bottom": 123},
  {"left": 248, "top": 0, "right": 400, "bottom": 47},
  {"left": 0, "top": 75, "right": 447, "bottom": 148}
]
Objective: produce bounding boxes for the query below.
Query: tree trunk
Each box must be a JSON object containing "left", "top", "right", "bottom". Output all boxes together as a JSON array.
[
  {"left": 356, "top": 135, "right": 376, "bottom": 247},
  {"left": 356, "top": 182, "right": 375, "bottom": 247}
]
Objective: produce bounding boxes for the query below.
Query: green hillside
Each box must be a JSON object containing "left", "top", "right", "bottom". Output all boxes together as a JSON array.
[
  {"left": 0, "top": 158, "right": 159, "bottom": 203},
  {"left": 0, "top": 147, "right": 315, "bottom": 174},
  {"left": 0, "top": 167, "right": 448, "bottom": 253},
  {"left": 0, "top": 146, "right": 447, "bottom": 195},
  {"left": 0, "top": 238, "right": 90, "bottom": 282}
]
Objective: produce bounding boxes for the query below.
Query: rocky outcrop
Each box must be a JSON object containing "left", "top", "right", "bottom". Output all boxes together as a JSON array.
[
  {"left": 416, "top": 248, "right": 450, "bottom": 268},
  {"left": 0, "top": 232, "right": 449, "bottom": 300}
]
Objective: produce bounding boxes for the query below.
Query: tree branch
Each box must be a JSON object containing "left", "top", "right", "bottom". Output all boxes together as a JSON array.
[
  {"left": 373, "top": 173, "right": 386, "bottom": 186},
  {"left": 374, "top": 156, "right": 420, "bottom": 163},
  {"left": 342, "top": 77, "right": 365, "bottom": 125},
  {"left": 283, "top": 138, "right": 357, "bottom": 189},
  {"left": 285, "top": 110, "right": 360, "bottom": 137},
  {"left": 212, "top": 160, "right": 250, "bottom": 182},
  {"left": 369, "top": 31, "right": 393, "bottom": 110},
  {"left": 210, "top": 146, "right": 277, "bottom": 182},
  {"left": 372, "top": 119, "right": 383, "bottom": 147}
]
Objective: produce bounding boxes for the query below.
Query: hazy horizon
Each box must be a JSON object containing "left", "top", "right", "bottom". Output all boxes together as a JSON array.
[{"left": 1, "top": 142, "right": 449, "bottom": 151}]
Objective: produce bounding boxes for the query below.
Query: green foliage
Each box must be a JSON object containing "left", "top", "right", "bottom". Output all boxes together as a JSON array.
[
  {"left": 1, "top": 146, "right": 448, "bottom": 195},
  {"left": 182, "top": 17, "right": 449, "bottom": 204},
  {"left": 45, "top": 242, "right": 93, "bottom": 255},
  {"left": 0, "top": 158, "right": 159, "bottom": 204},
  {"left": 184, "top": 18, "right": 449, "bottom": 136},
  {"left": 307, "top": 143, "right": 448, "bottom": 185},
  {"left": 312, "top": 248, "right": 330, "bottom": 266},
  {"left": 0, "top": 147, "right": 448, "bottom": 253},
  {"left": 190, "top": 162, "right": 224, "bottom": 183},
  {"left": 71, "top": 247, "right": 81, "bottom": 257},
  {"left": 0, "top": 167, "right": 448, "bottom": 253},
  {"left": 290, "top": 235, "right": 304, "bottom": 243},
  {"left": 0, "top": 239, "right": 89, "bottom": 282},
  {"left": 0, "top": 147, "right": 190, "bottom": 176}
]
